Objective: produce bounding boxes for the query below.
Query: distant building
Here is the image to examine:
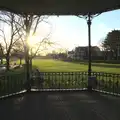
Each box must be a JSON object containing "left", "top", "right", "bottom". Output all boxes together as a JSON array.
[
  {"left": 67, "top": 46, "right": 102, "bottom": 60},
  {"left": 74, "top": 46, "right": 88, "bottom": 60},
  {"left": 91, "top": 46, "right": 102, "bottom": 57}
]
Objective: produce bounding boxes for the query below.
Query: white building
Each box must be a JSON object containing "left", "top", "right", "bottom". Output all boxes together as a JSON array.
[{"left": 67, "top": 51, "right": 75, "bottom": 59}]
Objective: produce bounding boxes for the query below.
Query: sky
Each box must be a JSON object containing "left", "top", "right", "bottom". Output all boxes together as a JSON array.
[
  {"left": 41, "top": 9, "right": 120, "bottom": 51},
  {"left": 1, "top": 9, "right": 120, "bottom": 54}
]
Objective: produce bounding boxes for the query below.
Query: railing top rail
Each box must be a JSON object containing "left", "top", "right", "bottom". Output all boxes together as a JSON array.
[
  {"left": 36, "top": 71, "right": 120, "bottom": 76},
  {"left": 0, "top": 72, "right": 25, "bottom": 77}
]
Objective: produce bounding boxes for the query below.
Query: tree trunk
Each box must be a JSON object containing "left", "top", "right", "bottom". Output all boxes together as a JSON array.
[
  {"left": 29, "top": 58, "right": 32, "bottom": 73},
  {"left": 6, "top": 56, "right": 10, "bottom": 71},
  {"left": 110, "top": 50, "right": 113, "bottom": 60},
  {"left": 19, "top": 58, "right": 22, "bottom": 65},
  {"left": 115, "top": 50, "right": 118, "bottom": 60},
  {"left": 104, "top": 51, "right": 106, "bottom": 61},
  {"left": 1, "top": 58, "right": 3, "bottom": 64}
]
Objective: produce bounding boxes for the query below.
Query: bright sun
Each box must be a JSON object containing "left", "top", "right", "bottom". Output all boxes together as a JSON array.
[{"left": 28, "top": 35, "right": 39, "bottom": 47}]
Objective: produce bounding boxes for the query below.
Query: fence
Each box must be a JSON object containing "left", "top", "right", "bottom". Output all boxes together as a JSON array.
[
  {"left": 31, "top": 72, "right": 88, "bottom": 90},
  {"left": 0, "top": 72, "right": 26, "bottom": 97},
  {"left": 0, "top": 71, "right": 120, "bottom": 97},
  {"left": 32, "top": 71, "right": 120, "bottom": 95},
  {"left": 91, "top": 72, "right": 120, "bottom": 95}
]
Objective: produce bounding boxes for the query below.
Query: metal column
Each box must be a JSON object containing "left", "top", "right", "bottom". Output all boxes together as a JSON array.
[
  {"left": 78, "top": 13, "right": 101, "bottom": 91},
  {"left": 87, "top": 13, "right": 92, "bottom": 77}
]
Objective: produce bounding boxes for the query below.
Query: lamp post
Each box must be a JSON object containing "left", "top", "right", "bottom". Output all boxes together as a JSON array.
[
  {"left": 78, "top": 13, "right": 101, "bottom": 75},
  {"left": 87, "top": 13, "right": 92, "bottom": 76},
  {"left": 78, "top": 13, "right": 101, "bottom": 91}
]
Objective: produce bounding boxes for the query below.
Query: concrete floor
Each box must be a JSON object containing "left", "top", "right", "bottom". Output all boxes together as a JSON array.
[{"left": 0, "top": 91, "right": 120, "bottom": 120}]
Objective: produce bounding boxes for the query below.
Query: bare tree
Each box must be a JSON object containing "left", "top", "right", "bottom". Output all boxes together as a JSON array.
[
  {"left": 0, "top": 12, "right": 55, "bottom": 72},
  {"left": 14, "top": 14, "right": 54, "bottom": 72},
  {"left": 0, "top": 11, "right": 23, "bottom": 70},
  {"left": 11, "top": 41, "right": 24, "bottom": 65}
]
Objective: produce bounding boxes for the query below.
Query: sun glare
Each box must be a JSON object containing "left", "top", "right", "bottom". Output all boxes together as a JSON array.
[
  {"left": 27, "top": 35, "right": 48, "bottom": 55},
  {"left": 28, "top": 35, "right": 39, "bottom": 47},
  {"left": 27, "top": 34, "right": 54, "bottom": 55}
]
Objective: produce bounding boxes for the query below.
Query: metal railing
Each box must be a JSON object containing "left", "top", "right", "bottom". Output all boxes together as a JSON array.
[
  {"left": 91, "top": 72, "right": 120, "bottom": 95},
  {"left": 0, "top": 71, "right": 120, "bottom": 98},
  {"left": 31, "top": 72, "right": 88, "bottom": 90},
  {"left": 32, "top": 71, "right": 120, "bottom": 95},
  {"left": 0, "top": 72, "right": 26, "bottom": 97}
]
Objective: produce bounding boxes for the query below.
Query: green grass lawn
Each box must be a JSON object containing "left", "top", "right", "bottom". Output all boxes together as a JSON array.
[{"left": 32, "top": 59, "right": 120, "bottom": 74}]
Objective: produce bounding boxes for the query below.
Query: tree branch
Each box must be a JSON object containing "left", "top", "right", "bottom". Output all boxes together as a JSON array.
[
  {"left": 31, "top": 38, "right": 48, "bottom": 58},
  {"left": 0, "top": 29, "right": 8, "bottom": 51},
  {"left": 32, "top": 16, "right": 40, "bottom": 35}
]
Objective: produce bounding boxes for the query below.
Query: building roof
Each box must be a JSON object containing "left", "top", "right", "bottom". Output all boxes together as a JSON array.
[
  {"left": 68, "top": 51, "right": 74, "bottom": 54},
  {"left": 75, "top": 46, "right": 100, "bottom": 51},
  {"left": 0, "top": 0, "right": 120, "bottom": 15}
]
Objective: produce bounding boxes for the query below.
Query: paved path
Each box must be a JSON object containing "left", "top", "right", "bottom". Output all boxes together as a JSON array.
[{"left": 0, "top": 91, "right": 120, "bottom": 120}]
